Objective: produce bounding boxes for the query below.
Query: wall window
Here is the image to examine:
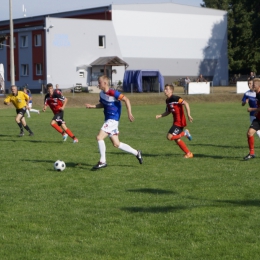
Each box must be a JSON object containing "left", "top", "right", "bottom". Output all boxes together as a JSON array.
[
  {"left": 21, "top": 64, "right": 29, "bottom": 76},
  {"left": 36, "top": 63, "right": 42, "bottom": 75},
  {"left": 21, "top": 35, "right": 28, "bottom": 47},
  {"left": 13, "top": 37, "right": 16, "bottom": 48},
  {"left": 98, "top": 35, "right": 106, "bottom": 48},
  {"left": 79, "top": 71, "right": 85, "bottom": 78},
  {"left": 35, "top": 34, "right": 41, "bottom": 46}
]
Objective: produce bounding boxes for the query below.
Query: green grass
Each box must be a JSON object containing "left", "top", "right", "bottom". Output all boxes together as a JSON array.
[{"left": 1, "top": 103, "right": 260, "bottom": 259}]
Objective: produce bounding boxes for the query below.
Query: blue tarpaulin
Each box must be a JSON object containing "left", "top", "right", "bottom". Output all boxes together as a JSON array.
[{"left": 123, "top": 70, "right": 164, "bottom": 93}]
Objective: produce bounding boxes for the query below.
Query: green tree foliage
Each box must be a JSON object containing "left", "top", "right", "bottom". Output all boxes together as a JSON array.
[{"left": 202, "top": 0, "right": 260, "bottom": 73}]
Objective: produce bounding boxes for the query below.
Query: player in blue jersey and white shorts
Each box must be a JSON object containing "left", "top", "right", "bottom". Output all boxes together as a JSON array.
[
  {"left": 242, "top": 80, "right": 260, "bottom": 138},
  {"left": 86, "top": 75, "right": 143, "bottom": 169},
  {"left": 23, "top": 87, "right": 40, "bottom": 118}
]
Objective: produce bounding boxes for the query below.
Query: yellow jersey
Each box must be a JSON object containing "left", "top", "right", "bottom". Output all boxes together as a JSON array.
[{"left": 4, "top": 91, "right": 29, "bottom": 109}]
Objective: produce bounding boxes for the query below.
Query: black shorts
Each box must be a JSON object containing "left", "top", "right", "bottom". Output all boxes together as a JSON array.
[
  {"left": 16, "top": 107, "right": 26, "bottom": 117},
  {"left": 52, "top": 111, "right": 65, "bottom": 126},
  {"left": 250, "top": 119, "right": 260, "bottom": 131},
  {"left": 168, "top": 125, "right": 184, "bottom": 135}
]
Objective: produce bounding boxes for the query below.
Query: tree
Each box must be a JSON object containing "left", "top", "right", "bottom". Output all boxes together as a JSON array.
[{"left": 202, "top": 0, "right": 260, "bottom": 74}]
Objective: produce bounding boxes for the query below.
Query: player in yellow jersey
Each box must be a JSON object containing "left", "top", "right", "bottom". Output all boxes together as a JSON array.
[{"left": 4, "top": 85, "right": 34, "bottom": 137}]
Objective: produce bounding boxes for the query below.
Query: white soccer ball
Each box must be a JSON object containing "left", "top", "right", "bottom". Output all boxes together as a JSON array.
[{"left": 54, "top": 160, "right": 66, "bottom": 171}]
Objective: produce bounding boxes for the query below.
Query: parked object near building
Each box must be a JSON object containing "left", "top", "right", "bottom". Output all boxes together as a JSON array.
[{"left": 0, "top": 3, "right": 228, "bottom": 91}]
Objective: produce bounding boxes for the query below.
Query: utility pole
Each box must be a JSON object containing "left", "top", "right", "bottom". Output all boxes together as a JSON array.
[{"left": 9, "top": 0, "right": 15, "bottom": 85}]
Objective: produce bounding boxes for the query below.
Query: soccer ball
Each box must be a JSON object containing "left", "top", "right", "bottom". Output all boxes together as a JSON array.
[{"left": 54, "top": 160, "right": 66, "bottom": 171}]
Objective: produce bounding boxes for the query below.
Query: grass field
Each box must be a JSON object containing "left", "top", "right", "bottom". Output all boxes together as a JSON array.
[{"left": 1, "top": 95, "right": 260, "bottom": 259}]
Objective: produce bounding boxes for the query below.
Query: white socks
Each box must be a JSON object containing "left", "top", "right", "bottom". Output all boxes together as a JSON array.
[
  {"left": 98, "top": 140, "right": 106, "bottom": 163},
  {"left": 30, "top": 109, "right": 39, "bottom": 113},
  {"left": 118, "top": 142, "right": 137, "bottom": 156},
  {"left": 26, "top": 109, "right": 30, "bottom": 117}
]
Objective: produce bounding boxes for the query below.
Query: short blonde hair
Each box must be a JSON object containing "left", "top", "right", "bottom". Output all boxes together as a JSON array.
[
  {"left": 253, "top": 78, "right": 260, "bottom": 83},
  {"left": 98, "top": 75, "right": 110, "bottom": 83}
]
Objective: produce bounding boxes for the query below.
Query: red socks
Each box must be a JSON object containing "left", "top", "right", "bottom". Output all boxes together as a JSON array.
[
  {"left": 51, "top": 124, "right": 63, "bottom": 134},
  {"left": 65, "top": 128, "right": 75, "bottom": 138},
  {"left": 248, "top": 135, "right": 254, "bottom": 155},
  {"left": 176, "top": 139, "right": 190, "bottom": 154},
  {"left": 170, "top": 132, "right": 185, "bottom": 140}
]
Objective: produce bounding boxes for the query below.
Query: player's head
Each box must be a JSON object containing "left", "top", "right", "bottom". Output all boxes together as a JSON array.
[
  {"left": 11, "top": 85, "right": 18, "bottom": 95},
  {"left": 253, "top": 78, "right": 260, "bottom": 93},
  {"left": 47, "top": 83, "right": 54, "bottom": 94},
  {"left": 55, "top": 84, "right": 59, "bottom": 89},
  {"left": 164, "top": 84, "right": 174, "bottom": 97},
  {"left": 98, "top": 75, "right": 110, "bottom": 90}
]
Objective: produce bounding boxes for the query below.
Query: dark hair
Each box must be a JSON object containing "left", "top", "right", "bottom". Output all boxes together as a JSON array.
[
  {"left": 47, "top": 83, "right": 53, "bottom": 88},
  {"left": 164, "top": 84, "right": 174, "bottom": 91}
]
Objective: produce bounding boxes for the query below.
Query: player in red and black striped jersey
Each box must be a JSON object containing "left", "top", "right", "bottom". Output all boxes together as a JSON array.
[
  {"left": 43, "top": 83, "right": 78, "bottom": 143},
  {"left": 244, "top": 78, "right": 260, "bottom": 160},
  {"left": 156, "top": 84, "right": 193, "bottom": 158}
]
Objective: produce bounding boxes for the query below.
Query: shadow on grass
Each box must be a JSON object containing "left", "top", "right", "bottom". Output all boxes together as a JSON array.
[
  {"left": 214, "top": 199, "right": 260, "bottom": 207},
  {"left": 191, "top": 143, "right": 245, "bottom": 149},
  {"left": 0, "top": 138, "right": 61, "bottom": 143},
  {"left": 186, "top": 196, "right": 260, "bottom": 207},
  {"left": 191, "top": 154, "right": 243, "bottom": 159},
  {"left": 126, "top": 188, "right": 176, "bottom": 195},
  {"left": 24, "top": 159, "right": 93, "bottom": 168},
  {"left": 121, "top": 206, "right": 187, "bottom": 213}
]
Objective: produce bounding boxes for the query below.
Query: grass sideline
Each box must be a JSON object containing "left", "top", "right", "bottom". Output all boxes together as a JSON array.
[{"left": 1, "top": 101, "right": 260, "bottom": 259}]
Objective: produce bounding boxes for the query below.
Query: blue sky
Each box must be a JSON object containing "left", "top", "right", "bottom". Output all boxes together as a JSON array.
[{"left": 1, "top": 0, "right": 203, "bottom": 21}]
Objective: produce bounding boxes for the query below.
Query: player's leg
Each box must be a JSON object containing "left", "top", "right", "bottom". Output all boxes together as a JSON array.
[
  {"left": 60, "top": 122, "right": 78, "bottom": 143},
  {"left": 26, "top": 109, "right": 30, "bottom": 118},
  {"left": 167, "top": 126, "right": 193, "bottom": 158},
  {"left": 250, "top": 116, "right": 260, "bottom": 138},
  {"left": 104, "top": 119, "right": 142, "bottom": 164},
  {"left": 244, "top": 123, "right": 257, "bottom": 160},
  {"left": 92, "top": 129, "right": 108, "bottom": 169},
  {"left": 15, "top": 112, "right": 25, "bottom": 136},
  {"left": 51, "top": 119, "right": 63, "bottom": 133},
  {"left": 110, "top": 135, "right": 143, "bottom": 164},
  {"left": 21, "top": 116, "right": 34, "bottom": 136},
  {"left": 30, "top": 108, "right": 40, "bottom": 114}
]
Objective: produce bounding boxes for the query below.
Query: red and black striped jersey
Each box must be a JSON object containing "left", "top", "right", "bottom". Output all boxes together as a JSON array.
[
  {"left": 44, "top": 90, "right": 65, "bottom": 114},
  {"left": 166, "top": 95, "right": 187, "bottom": 127}
]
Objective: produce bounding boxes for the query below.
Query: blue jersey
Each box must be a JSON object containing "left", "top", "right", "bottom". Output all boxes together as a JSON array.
[
  {"left": 28, "top": 92, "right": 32, "bottom": 104},
  {"left": 242, "top": 90, "right": 257, "bottom": 117},
  {"left": 99, "top": 89, "right": 124, "bottom": 121}
]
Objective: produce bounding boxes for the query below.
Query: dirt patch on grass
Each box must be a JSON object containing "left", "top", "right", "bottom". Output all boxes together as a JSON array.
[{"left": 0, "top": 86, "right": 242, "bottom": 109}]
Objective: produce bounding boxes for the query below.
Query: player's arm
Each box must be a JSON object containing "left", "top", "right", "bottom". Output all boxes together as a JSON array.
[
  {"left": 42, "top": 99, "right": 48, "bottom": 112},
  {"left": 248, "top": 107, "right": 258, "bottom": 112},
  {"left": 42, "top": 104, "right": 47, "bottom": 112},
  {"left": 241, "top": 95, "right": 248, "bottom": 106},
  {"left": 156, "top": 111, "right": 170, "bottom": 119},
  {"left": 85, "top": 102, "right": 104, "bottom": 108},
  {"left": 60, "top": 97, "right": 68, "bottom": 111},
  {"left": 4, "top": 96, "right": 10, "bottom": 105},
  {"left": 120, "top": 95, "right": 134, "bottom": 122},
  {"left": 183, "top": 100, "right": 193, "bottom": 122}
]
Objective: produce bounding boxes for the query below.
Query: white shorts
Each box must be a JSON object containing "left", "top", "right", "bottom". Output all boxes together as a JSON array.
[
  {"left": 101, "top": 119, "right": 119, "bottom": 137},
  {"left": 28, "top": 103, "right": 32, "bottom": 108}
]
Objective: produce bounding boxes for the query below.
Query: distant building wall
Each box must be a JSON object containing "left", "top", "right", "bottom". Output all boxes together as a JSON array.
[
  {"left": 0, "top": 3, "right": 228, "bottom": 89},
  {"left": 45, "top": 17, "right": 122, "bottom": 89},
  {"left": 112, "top": 3, "right": 228, "bottom": 86}
]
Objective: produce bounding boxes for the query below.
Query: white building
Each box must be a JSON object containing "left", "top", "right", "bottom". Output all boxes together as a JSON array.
[{"left": 0, "top": 3, "right": 228, "bottom": 91}]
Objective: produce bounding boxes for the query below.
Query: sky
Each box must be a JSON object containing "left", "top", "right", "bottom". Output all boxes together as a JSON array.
[{"left": 1, "top": 0, "right": 203, "bottom": 21}]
